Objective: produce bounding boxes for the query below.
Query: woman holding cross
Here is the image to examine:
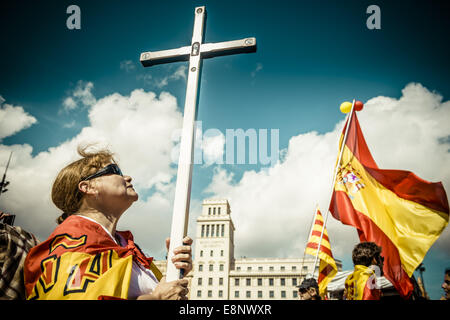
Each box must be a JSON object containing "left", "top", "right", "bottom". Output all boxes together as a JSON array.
[{"left": 24, "top": 146, "right": 192, "bottom": 300}]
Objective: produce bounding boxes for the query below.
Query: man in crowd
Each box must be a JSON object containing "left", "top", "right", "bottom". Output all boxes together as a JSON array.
[
  {"left": 441, "top": 268, "right": 450, "bottom": 300},
  {"left": 297, "top": 277, "right": 321, "bottom": 300},
  {"left": 343, "top": 241, "right": 384, "bottom": 300}
]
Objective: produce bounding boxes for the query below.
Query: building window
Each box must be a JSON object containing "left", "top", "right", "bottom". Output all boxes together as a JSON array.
[
  {"left": 217, "top": 224, "right": 220, "bottom": 237},
  {"left": 197, "top": 290, "right": 202, "bottom": 298},
  {"left": 208, "top": 278, "right": 213, "bottom": 286},
  {"left": 246, "top": 278, "right": 251, "bottom": 286},
  {"left": 200, "top": 250, "right": 203, "bottom": 257},
  {"left": 281, "top": 278, "right": 286, "bottom": 286},
  {"left": 269, "top": 266, "right": 274, "bottom": 271},
  {"left": 281, "top": 291, "right": 286, "bottom": 298},
  {"left": 208, "top": 290, "right": 212, "bottom": 298},
  {"left": 269, "top": 278, "right": 274, "bottom": 286},
  {"left": 209, "top": 264, "right": 213, "bottom": 271},
  {"left": 258, "top": 291, "right": 263, "bottom": 298},
  {"left": 221, "top": 224, "right": 224, "bottom": 237},
  {"left": 235, "top": 278, "right": 239, "bottom": 286},
  {"left": 237, "top": 267, "right": 241, "bottom": 271},
  {"left": 213, "top": 207, "right": 216, "bottom": 215},
  {"left": 257, "top": 278, "right": 262, "bottom": 286},
  {"left": 258, "top": 266, "right": 263, "bottom": 271},
  {"left": 201, "top": 225, "right": 205, "bottom": 237},
  {"left": 206, "top": 225, "right": 210, "bottom": 237},
  {"left": 281, "top": 266, "right": 285, "bottom": 271},
  {"left": 235, "top": 291, "right": 239, "bottom": 298},
  {"left": 246, "top": 291, "right": 251, "bottom": 298},
  {"left": 218, "top": 207, "right": 221, "bottom": 215},
  {"left": 218, "top": 290, "right": 223, "bottom": 298},
  {"left": 292, "top": 278, "right": 298, "bottom": 286},
  {"left": 292, "top": 266, "right": 297, "bottom": 271},
  {"left": 247, "top": 267, "right": 252, "bottom": 271},
  {"left": 219, "top": 278, "right": 223, "bottom": 286},
  {"left": 220, "top": 250, "right": 224, "bottom": 257},
  {"left": 211, "top": 225, "right": 215, "bottom": 237},
  {"left": 199, "top": 264, "right": 203, "bottom": 272},
  {"left": 303, "top": 266, "right": 308, "bottom": 271},
  {"left": 219, "top": 264, "right": 224, "bottom": 271},
  {"left": 269, "top": 291, "right": 274, "bottom": 298},
  {"left": 208, "top": 207, "right": 211, "bottom": 215},
  {"left": 293, "top": 290, "right": 298, "bottom": 298},
  {"left": 198, "top": 278, "right": 202, "bottom": 286}
]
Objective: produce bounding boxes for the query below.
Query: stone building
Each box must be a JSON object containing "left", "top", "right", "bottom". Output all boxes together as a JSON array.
[{"left": 154, "top": 199, "right": 342, "bottom": 300}]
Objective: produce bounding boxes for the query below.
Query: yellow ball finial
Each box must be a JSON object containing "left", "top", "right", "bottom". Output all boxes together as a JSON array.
[{"left": 340, "top": 101, "right": 352, "bottom": 114}]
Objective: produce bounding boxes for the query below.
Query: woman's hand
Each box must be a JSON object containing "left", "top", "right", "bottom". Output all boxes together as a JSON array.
[
  {"left": 166, "top": 236, "right": 193, "bottom": 276},
  {"left": 137, "top": 277, "right": 188, "bottom": 300}
]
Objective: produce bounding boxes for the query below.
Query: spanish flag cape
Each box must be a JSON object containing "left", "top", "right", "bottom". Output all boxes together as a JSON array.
[
  {"left": 344, "top": 265, "right": 381, "bottom": 300},
  {"left": 24, "top": 215, "right": 162, "bottom": 300},
  {"left": 330, "top": 110, "right": 449, "bottom": 298}
]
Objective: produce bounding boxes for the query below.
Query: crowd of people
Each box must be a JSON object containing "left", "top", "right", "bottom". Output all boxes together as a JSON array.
[{"left": 0, "top": 146, "right": 448, "bottom": 300}]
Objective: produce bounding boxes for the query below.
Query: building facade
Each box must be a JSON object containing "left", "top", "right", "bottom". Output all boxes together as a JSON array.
[{"left": 154, "top": 199, "right": 342, "bottom": 300}]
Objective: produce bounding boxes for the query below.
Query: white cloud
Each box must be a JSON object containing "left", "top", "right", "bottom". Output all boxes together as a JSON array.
[
  {"left": 62, "top": 97, "right": 77, "bottom": 111},
  {"left": 0, "top": 87, "right": 183, "bottom": 258},
  {"left": 0, "top": 101, "right": 37, "bottom": 140},
  {"left": 202, "top": 131, "right": 225, "bottom": 166},
  {"left": 61, "top": 80, "right": 97, "bottom": 112},
  {"left": 120, "top": 60, "right": 136, "bottom": 72},
  {"left": 251, "top": 62, "right": 263, "bottom": 78},
  {"left": 204, "top": 83, "right": 450, "bottom": 261},
  {"left": 139, "top": 65, "right": 187, "bottom": 89},
  {"left": 62, "top": 120, "right": 76, "bottom": 128}
]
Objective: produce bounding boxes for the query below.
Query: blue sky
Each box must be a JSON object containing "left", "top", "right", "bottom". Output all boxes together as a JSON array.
[{"left": 1, "top": 0, "right": 449, "bottom": 299}]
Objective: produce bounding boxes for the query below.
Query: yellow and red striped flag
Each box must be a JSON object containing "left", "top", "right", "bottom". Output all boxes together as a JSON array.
[
  {"left": 304, "top": 209, "right": 338, "bottom": 297},
  {"left": 329, "top": 110, "right": 449, "bottom": 298}
]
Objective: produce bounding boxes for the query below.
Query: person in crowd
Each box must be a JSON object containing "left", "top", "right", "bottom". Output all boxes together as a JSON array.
[
  {"left": 24, "top": 146, "right": 192, "bottom": 300},
  {"left": 343, "top": 241, "right": 383, "bottom": 300},
  {"left": 441, "top": 268, "right": 450, "bottom": 300},
  {"left": 297, "top": 277, "right": 321, "bottom": 300},
  {"left": 0, "top": 211, "right": 39, "bottom": 300}
]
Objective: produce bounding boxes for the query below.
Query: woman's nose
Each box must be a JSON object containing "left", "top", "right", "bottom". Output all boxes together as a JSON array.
[{"left": 124, "top": 175, "right": 132, "bottom": 182}]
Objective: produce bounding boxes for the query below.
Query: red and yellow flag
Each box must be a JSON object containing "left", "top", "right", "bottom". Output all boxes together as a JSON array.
[
  {"left": 304, "top": 209, "right": 338, "bottom": 297},
  {"left": 329, "top": 110, "right": 449, "bottom": 298}
]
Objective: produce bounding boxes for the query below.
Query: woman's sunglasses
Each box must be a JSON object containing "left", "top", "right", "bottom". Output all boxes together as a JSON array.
[{"left": 81, "top": 163, "right": 123, "bottom": 181}]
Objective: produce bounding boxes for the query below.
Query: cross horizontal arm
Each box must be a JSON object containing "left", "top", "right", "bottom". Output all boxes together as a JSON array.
[
  {"left": 140, "top": 45, "right": 191, "bottom": 67},
  {"left": 201, "top": 37, "right": 257, "bottom": 59}
]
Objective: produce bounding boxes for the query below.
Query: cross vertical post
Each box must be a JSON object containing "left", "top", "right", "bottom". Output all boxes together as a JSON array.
[{"left": 139, "top": 6, "right": 256, "bottom": 281}]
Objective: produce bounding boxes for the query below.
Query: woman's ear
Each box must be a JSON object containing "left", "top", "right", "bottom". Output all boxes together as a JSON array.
[{"left": 78, "top": 181, "right": 96, "bottom": 195}]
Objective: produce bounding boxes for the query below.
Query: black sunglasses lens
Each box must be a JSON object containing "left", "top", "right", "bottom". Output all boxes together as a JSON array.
[{"left": 110, "top": 164, "right": 123, "bottom": 176}]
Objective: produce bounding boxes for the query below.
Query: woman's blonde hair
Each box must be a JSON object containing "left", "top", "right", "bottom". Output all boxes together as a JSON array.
[{"left": 52, "top": 145, "right": 115, "bottom": 224}]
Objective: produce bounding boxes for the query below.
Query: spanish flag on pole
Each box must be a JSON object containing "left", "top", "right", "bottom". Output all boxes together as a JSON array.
[
  {"left": 329, "top": 108, "right": 449, "bottom": 298},
  {"left": 304, "top": 208, "right": 338, "bottom": 297}
]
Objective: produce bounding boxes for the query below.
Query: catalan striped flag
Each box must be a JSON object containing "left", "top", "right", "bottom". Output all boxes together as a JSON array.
[
  {"left": 304, "top": 208, "right": 338, "bottom": 297},
  {"left": 329, "top": 110, "right": 449, "bottom": 298}
]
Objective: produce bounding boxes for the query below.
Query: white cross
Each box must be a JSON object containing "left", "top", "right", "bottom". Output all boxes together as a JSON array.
[{"left": 140, "top": 6, "right": 256, "bottom": 281}]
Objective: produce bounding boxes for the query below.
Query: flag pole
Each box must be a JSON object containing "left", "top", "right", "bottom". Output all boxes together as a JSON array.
[
  {"left": 312, "top": 99, "right": 356, "bottom": 277},
  {"left": 300, "top": 204, "right": 319, "bottom": 279}
]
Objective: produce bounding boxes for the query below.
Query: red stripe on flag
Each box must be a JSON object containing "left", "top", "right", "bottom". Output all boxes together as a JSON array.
[
  {"left": 306, "top": 242, "right": 333, "bottom": 258},
  {"left": 310, "top": 230, "right": 330, "bottom": 243},
  {"left": 344, "top": 112, "right": 449, "bottom": 214},
  {"left": 330, "top": 190, "right": 414, "bottom": 298},
  {"left": 314, "top": 219, "right": 324, "bottom": 227},
  {"left": 318, "top": 264, "right": 334, "bottom": 283}
]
